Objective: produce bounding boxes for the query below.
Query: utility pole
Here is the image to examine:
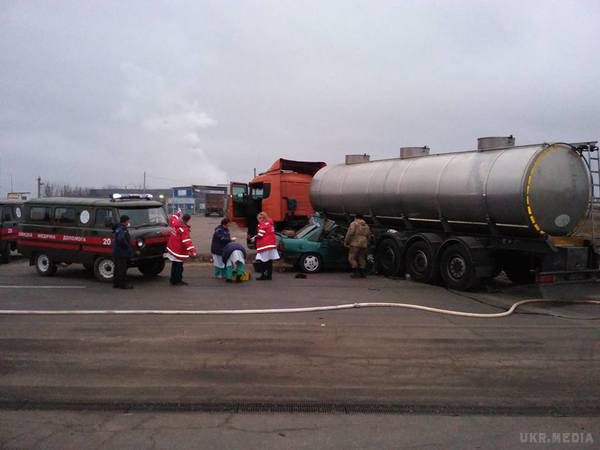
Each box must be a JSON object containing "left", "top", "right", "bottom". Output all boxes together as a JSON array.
[{"left": 37, "top": 177, "right": 44, "bottom": 198}]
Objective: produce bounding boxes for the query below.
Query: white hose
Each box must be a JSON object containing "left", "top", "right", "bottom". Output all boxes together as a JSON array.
[{"left": 0, "top": 299, "right": 598, "bottom": 317}]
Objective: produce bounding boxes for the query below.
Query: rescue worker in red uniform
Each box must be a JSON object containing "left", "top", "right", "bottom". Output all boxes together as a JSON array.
[
  {"left": 166, "top": 214, "right": 197, "bottom": 285},
  {"left": 253, "top": 211, "right": 279, "bottom": 280},
  {"left": 169, "top": 209, "right": 182, "bottom": 229}
]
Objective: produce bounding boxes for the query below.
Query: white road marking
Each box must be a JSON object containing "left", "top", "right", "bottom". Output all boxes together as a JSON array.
[{"left": 0, "top": 285, "right": 87, "bottom": 289}]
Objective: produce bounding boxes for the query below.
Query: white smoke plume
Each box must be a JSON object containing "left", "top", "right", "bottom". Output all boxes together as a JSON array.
[{"left": 114, "top": 63, "right": 227, "bottom": 186}]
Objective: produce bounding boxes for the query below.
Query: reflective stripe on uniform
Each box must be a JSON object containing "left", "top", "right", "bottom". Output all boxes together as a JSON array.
[
  {"left": 256, "top": 244, "right": 276, "bottom": 251},
  {"left": 168, "top": 248, "right": 189, "bottom": 259}
]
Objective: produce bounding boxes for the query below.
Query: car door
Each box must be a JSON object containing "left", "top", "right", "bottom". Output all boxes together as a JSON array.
[{"left": 319, "top": 226, "right": 349, "bottom": 268}]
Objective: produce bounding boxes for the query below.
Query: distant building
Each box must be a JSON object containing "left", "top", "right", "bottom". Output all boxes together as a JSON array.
[
  {"left": 171, "top": 185, "right": 227, "bottom": 215},
  {"left": 7, "top": 192, "right": 31, "bottom": 201}
]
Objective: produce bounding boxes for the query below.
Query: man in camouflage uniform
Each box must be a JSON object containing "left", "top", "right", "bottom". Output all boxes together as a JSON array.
[{"left": 344, "top": 214, "right": 371, "bottom": 278}]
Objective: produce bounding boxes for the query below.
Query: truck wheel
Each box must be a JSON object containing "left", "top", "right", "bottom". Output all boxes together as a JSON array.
[
  {"left": 439, "top": 244, "right": 479, "bottom": 291},
  {"left": 36, "top": 253, "right": 57, "bottom": 276},
  {"left": 94, "top": 257, "right": 115, "bottom": 282},
  {"left": 299, "top": 253, "right": 322, "bottom": 273},
  {"left": 406, "top": 241, "right": 438, "bottom": 284},
  {"left": 376, "top": 238, "right": 404, "bottom": 276},
  {"left": 138, "top": 258, "right": 166, "bottom": 276}
]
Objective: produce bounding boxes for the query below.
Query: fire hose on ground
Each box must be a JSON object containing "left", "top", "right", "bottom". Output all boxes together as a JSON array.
[{"left": 0, "top": 299, "right": 599, "bottom": 318}]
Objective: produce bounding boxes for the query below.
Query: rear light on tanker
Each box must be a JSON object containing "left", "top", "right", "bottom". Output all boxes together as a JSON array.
[{"left": 536, "top": 274, "right": 555, "bottom": 284}]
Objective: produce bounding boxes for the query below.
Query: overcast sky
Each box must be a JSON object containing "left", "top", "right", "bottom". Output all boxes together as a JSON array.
[{"left": 1, "top": 0, "right": 599, "bottom": 195}]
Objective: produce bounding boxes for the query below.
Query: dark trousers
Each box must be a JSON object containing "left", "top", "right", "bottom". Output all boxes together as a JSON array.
[
  {"left": 171, "top": 261, "right": 184, "bottom": 284},
  {"left": 254, "top": 260, "right": 273, "bottom": 279},
  {"left": 113, "top": 257, "right": 129, "bottom": 288}
]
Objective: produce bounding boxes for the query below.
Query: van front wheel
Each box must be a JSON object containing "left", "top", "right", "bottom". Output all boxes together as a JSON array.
[
  {"left": 36, "top": 253, "right": 57, "bottom": 276},
  {"left": 94, "top": 257, "right": 115, "bottom": 282}
]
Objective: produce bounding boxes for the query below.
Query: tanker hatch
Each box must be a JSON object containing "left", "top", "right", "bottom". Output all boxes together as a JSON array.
[
  {"left": 345, "top": 154, "right": 371, "bottom": 165},
  {"left": 477, "top": 135, "right": 516, "bottom": 151},
  {"left": 400, "top": 146, "right": 430, "bottom": 159}
]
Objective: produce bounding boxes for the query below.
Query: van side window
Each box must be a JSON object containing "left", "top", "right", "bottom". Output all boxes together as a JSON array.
[
  {"left": 1, "top": 207, "right": 13, "bottom": 222},
  {"left": 95, "top": 209, "right": 115, "bottom": 228},
  {"left": 54, "top": 207, "right": 76, "bottom": 225},
  {"left": 30, "top": 207, "right": 51, "bottom": 222}
]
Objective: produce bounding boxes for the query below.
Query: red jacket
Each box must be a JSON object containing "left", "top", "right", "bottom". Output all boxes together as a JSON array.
[
  {"left": 167, "top": 223, "right": 197, "bottom": 261},
  {"left": 256, "top": 219, "right": 277, "bottom": 253},
  {"left": 169, "top": 212, "right": 181, "bottom": 229}
]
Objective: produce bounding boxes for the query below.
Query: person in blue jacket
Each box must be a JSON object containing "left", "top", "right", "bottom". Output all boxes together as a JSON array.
[
  {"left": 112, "top": 215, "right": 134, "bottom": 289},
  {"left": 210, "top": 218, "right": 232, "bottom": 278}
]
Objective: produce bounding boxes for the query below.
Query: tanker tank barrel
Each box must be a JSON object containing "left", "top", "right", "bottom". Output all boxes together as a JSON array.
[{"left": 310, "top": 140, "right": 591, "bottom": 238}]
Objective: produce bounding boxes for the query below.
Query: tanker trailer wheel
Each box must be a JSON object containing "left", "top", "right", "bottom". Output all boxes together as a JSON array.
[
  {"left": 299, "top": 253, "right": 322, "bottom": 273},
  {"left": 376, "top": 238, "right": 404, "bottom": 276},
  {"left": 439, "top": 244, "right": 479, "bottom": 291},
  {"left": 406, "top": 241, "right": 438, "bottom": 284}
]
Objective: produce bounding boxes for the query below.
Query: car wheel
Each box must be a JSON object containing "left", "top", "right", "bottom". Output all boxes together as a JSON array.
[
  {"left": 299, "top": 253, "right": 322, "bottom": 273},
  {"left": 94, "top": 257, "right": 115, "bottom": 282},
  {"left": 138, "top": 258, "right": 166, "bottom": 276},
  {"left": 36, "top": 253, "right": 57, "bottom": 276}
]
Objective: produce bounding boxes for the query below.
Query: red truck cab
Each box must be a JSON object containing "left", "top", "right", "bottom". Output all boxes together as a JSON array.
[{"left": 228, "top": 159, "right": 326, "bottom": 238}]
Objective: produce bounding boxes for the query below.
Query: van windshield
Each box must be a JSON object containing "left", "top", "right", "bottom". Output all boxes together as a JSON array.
[{"left": 118, "top": 207, "right": 168, "bottom": 227}]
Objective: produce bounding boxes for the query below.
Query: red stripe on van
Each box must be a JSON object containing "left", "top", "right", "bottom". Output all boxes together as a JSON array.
[{"left": 17, "top": 240, "right": 80, "bottom": 251}]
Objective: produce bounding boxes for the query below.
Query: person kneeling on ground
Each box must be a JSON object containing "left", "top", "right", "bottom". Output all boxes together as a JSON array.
[
  {"left": 166, "top": 214, "right": 197, "bottom": 285},
  {"left": 112, "top": 215, "right": 134, "bottom": 289},
  {"left": 222, "top": 241, "right": 248, "bottom": 283},
  {"left": 211, "top": 218, "right": 233, "bottom": 278},
  {"left": 344, "top": 213, "right": 371, "bottom": 278}
]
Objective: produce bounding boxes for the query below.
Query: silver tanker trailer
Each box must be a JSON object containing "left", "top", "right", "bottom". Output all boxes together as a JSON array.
[{"left": 310, "top": 137, "right": 600, "bottom": 290}]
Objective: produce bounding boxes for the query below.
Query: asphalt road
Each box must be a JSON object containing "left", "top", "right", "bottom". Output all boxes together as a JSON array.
[{"left": 1, "top": 259, "right": 599, "bottom": 448}]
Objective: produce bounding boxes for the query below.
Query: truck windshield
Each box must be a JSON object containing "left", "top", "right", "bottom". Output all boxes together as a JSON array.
[
  {"left": 118, "top": 207, "right": 168, "bottom": 227},
  {"left": 250, "top": 183, "right": 271, "bottom": 200}
]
